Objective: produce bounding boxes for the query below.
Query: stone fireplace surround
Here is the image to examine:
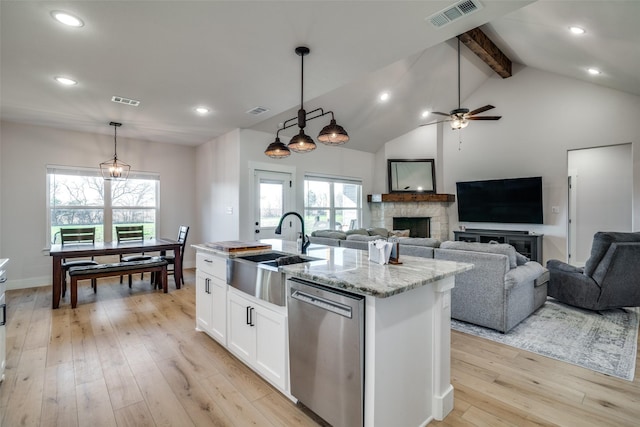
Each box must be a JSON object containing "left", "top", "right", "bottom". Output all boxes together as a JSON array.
[{"left": 368, "top": 193, "right": 455, "bottom": 242}]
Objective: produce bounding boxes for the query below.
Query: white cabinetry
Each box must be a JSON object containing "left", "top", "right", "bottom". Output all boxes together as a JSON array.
[
  {"left": 227, "top": 288, "right": 288, "bottom": 391},
  {"left": 195, "top": 253, "right": 227, "bottom": 345}
]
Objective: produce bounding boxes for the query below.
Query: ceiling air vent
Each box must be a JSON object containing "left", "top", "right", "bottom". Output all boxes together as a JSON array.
[
  {"left": 111, "top": 96, "right": 140, "bottom": 107},
  {"left": 427, "top": 0, "right": 483, "bottom": 28},
  {"left": 246, "top": 106, "right": 269, "bottom": 116}
]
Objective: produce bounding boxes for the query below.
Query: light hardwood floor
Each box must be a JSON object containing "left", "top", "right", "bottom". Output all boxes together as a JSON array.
[{"left": 1, "top": 271, "right": 639, "bottom": 427}]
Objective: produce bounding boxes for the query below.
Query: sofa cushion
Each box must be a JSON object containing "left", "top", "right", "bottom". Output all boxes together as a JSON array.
[
  {"left": 311, "top": 230, "right": 347, "bottom": 240},
  {"left": 398, "top": 237, "right": 441, "bottom": 248},
  {"left": 346, "top": 234, "right": 384, "bottom": 242},
  {"left": 367, "top": 227, "right": 390, "bottom": 238},
  {"left": 584, "top": 232, "right": 640, "bottom": 277},
  {"left": 440, "top": 241, "right": 517, "bottom": 269},
  {"left": 345, "top": 228, "right": 369, "bottom": 236}
]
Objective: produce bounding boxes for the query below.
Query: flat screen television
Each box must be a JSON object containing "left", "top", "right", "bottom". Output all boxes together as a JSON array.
[{"left": 456, "top": 177, "right": 543, "bottom": 224}]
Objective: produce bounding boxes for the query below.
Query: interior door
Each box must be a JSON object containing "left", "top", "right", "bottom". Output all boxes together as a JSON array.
[
  {"left": 567, "top": 144, "right": 632, "bottom": 265},
  {"left": 253, "top": 170, "right": 293, "bottom": 240}
]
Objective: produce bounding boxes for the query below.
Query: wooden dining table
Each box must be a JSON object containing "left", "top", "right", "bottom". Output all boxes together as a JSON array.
[{"left": 49, "top": 238, "right": 182, "bottom": 309}]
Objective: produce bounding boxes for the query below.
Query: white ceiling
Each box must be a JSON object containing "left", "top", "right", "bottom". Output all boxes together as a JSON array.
[{"left": 1, "top": 1, "right": 639, "bottom": 154}]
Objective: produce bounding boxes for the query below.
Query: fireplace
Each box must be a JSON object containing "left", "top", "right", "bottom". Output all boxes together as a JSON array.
[{"left": 393, "top": 217, "right": 431, "bottom": 238}]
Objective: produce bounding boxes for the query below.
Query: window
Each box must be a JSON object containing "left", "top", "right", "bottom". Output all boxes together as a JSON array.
[
  {"left": 47, "top": 166, "right": 159, "bottom": 244},
  {"left": 304, "top": 175, "right": 362, "bottom": 232}
]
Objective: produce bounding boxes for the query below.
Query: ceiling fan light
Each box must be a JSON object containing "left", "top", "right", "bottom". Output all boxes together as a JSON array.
[
  {"left": 264, "top": 137, "right": 291, "bottom": 159},
  {"left": 288, "top": 130, "right": 316, "bottom": 153},
  {"left": 318, "top": 119, "right": 349, "bottom": 145},
  {"left": 450, "top": 117, "right": 469, "bottom": 130}
]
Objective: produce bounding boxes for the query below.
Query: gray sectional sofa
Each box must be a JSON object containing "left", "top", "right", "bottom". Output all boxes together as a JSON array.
[
  {"left": 310, "top": 229, "right": 548, "bottom": 333},
  {"left": 309, "top": 228, "right": 441, "bottom": 256}
]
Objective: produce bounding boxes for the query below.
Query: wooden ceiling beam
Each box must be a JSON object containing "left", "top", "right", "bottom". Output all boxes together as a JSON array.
[{"left": 458, "top": 28, "right": 512, "bottom": 78}]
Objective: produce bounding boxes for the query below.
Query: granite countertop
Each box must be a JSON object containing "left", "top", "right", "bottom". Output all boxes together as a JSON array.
[{"left": 193, "top": 239, "right": 472, "bottom": 299}]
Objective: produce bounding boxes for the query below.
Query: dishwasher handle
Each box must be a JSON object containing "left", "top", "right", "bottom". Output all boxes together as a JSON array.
[{"left": 291, "top": 289, "right": 353, "bottom": 318}]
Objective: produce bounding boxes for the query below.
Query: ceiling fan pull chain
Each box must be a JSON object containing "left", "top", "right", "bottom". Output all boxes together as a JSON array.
[{"left": 458, "top": 130, "right": 463, "bottom": 151}]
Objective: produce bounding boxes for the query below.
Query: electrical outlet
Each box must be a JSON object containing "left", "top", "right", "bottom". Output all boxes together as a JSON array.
[
  {"left": 551, "top": 206, "right": 560, "bottom": 214},
  {"left": 226, "top": 207, "right": 233, "bottom": 215}
]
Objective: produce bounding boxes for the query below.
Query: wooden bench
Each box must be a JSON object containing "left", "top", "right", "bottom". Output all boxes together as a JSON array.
[{"left": 67, "top": 258, "right": 169, "bottom": 308}]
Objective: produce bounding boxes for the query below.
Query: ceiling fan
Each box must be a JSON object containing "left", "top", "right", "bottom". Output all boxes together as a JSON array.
[{"left": 422, "top": 37, "right": 501, "bottom": 130}]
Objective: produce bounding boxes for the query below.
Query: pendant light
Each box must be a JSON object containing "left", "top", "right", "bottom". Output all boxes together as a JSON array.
[
  {"left": 100, "top": 121, "right": 130, "bottom": 180},
  {"left": 265, "top": 46, "right": 349, "bottom": 159}
]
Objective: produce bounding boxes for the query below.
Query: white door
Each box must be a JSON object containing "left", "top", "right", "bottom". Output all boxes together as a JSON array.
[
  {"left": 254, "top": 305, "right": 287, "bottom": 389},
  {"left": 210, "top": 277, "right": 227, "bottom": 345},
  {"left": 253, "top": 170, "right": 293, "bottom": 240},
  {"left": 567, "top": 144, "right": 632, "bottom": 265}
]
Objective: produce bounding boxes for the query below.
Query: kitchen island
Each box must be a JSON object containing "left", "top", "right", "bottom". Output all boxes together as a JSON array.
[{"left": 192, "top": 239, "right": 472, "bottom": 426}]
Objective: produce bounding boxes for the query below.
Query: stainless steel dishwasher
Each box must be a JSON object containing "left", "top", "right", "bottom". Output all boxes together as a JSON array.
[{"left": 287, "top": 277, "right": 365, "bottom": 427}]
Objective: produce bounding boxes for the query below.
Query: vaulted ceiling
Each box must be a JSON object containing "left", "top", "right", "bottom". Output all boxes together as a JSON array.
[{"left": 2, "top": 1, "right": 639, "bottom": 154}]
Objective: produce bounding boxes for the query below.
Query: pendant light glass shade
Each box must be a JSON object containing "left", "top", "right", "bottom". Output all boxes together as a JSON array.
[
  {"left": 318, "top": 119, "right": 349, "bottom": 145},
  {"left": 288, "top": 130, "right": 316, "bottom": 153},
  {"left": 100, "top": 122, "right": 130, "bottom": 180},
  {"left": 264, "top": 137, "right": 291, "bottom": 158}
]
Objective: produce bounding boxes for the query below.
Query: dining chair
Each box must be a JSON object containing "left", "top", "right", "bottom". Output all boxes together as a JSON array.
[
  {"left": 156, "top": 225, "right": 189, "bottom": 287},
  {"left": 115, "top": 225, "right": 152, "bottom": 287},
  {"left": 60, "top": 227, "right": 98, "bottom": 297}
]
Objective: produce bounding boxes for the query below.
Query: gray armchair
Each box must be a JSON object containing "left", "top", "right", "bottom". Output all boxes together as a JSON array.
[{"left": 547, "top": 232, "right": 640, "bottom": 310}]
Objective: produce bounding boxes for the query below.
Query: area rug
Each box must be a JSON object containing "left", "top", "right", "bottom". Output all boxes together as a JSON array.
[{"left": 451, "top": 299, "right": 639, "bottom": 381}]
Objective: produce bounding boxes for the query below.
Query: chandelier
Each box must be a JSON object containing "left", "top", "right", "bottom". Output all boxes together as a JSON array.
[
  {"left": 100, "top": 121, "right": 130, "bottom": 180},
  {"left": 265, "top": 46, "right": 349, "bottom": 159}
]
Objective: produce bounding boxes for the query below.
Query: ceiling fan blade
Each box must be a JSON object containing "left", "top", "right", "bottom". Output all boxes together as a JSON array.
[
  {"left": 431, "top": 111, "right": 451, "bottom": 117},
  {"left": 418, "top": 120, "right": 450, "bottom": 127},
  {"left": 467, "top": 116, "right": 501, "bottom": 120},
  {"left": 467, "top": 105, "right": 495, "bottom": 116}
]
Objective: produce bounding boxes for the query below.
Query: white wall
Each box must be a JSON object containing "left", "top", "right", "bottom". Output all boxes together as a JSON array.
[
  {"left": 195, "top": 129, "right": 241, "bottom": 243},
  {"left": 0, "top": 120, "right": 197, "bottom": 289},
  {"left": 437, "top": 67, "right": 639, "bottom": 263},
  {"left": 372, "top": 126, "right": 439, "bottom": 193}
]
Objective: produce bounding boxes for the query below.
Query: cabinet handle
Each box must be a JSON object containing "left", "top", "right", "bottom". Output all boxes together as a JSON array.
[
  {"left": 249, "top": 307, "right": 255, "bottom": 327},
  {"left": 206, "top": 278, "right": 211, "bottom": 294},
  {"left": 0, "top": 303, "right": 6, "bottom": 326},
  {"left": 204, "top": 259, "right": 213, "bottom": 263},
  {"left": 246, "top": 306, "right": 251, "bottom": 325}
]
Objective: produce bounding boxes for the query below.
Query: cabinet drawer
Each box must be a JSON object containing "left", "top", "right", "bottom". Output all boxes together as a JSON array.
[{"left": 196, "top": 253, "right": 226, "bottom": 280}]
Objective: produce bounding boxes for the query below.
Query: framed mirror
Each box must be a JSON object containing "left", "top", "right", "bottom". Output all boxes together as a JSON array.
[{"left": 387, "top": 159, "right": 436, "bottom": 193}]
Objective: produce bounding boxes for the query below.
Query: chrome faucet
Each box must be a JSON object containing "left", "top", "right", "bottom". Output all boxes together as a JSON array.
[{"left": 275, "top": 211, "right": 310, "bottom": 254}]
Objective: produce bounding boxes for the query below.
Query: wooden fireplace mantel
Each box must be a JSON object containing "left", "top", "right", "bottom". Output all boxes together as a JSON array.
[{"left": 367, "top": 193, "right": 455, "bottom": 203}]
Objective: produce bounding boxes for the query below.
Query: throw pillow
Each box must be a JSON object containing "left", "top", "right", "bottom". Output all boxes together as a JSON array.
[
  {"left": 346, "top": 228, "right": 369, "bottom": 236},
  {"left": 367, "top": 227, "right": 390, "bottom": 238},
  {"left": 515, "top": 252, "right": 530, "bottom": 266},
  {"left": 347, "top": 234, "right": 384, "bottom": 242},
  {"left": 389, "top": 229, "right": 410, "bottom": 237}
]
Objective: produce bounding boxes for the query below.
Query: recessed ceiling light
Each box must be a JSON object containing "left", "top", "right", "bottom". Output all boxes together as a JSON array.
[
  {"left": 379, "top": 92, "right": 390, "bottom": 102},
  {"left": 587, "top": 68, "right": 601, "bottom": 75},
  {"left": 195, "top": 106, "right": 210, "bottom": 115},
  {"left": 569, "top": 26, "right": 585, "bottom": 35},
  {"left": 51, "top": 11, "right": 84, "bottom": 27},
  {"left": 54, "top": 76, "right": 77, "bottom": 86},
  {"left": 421, "top": 110, "right": 430, "bottom": 118}
]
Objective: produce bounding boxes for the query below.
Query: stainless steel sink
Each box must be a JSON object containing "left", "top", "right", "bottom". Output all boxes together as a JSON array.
[{"left": 228, "top": 252, "right": 323, "bottom": 306}]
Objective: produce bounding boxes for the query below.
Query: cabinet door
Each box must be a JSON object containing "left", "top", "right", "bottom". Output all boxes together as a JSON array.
[
  {"left": 195, "top": 271, "right": 213, "bottom": 332},
  {"left": 254, "top": 305, "right": 287, "bottom": 390},
  {"left": 210, "top": 277, "right": 227, "bottom": 345},
  {"left": 227, "top": 291, "right": 255, "bottom": 363}
]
